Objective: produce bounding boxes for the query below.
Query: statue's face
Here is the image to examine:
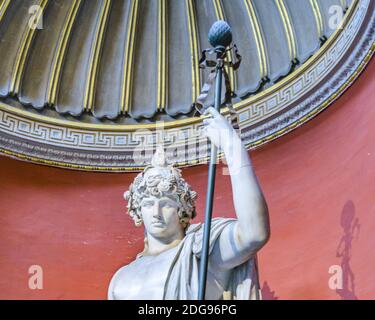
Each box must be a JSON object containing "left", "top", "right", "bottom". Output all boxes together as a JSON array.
[{"left": 140, "top": 195, "right": 184, "bottom": 240}]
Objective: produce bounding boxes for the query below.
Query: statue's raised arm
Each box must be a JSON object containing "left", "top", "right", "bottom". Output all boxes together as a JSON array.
[{"left": 202, "top": 107, "right": 270, "bottom": 272}]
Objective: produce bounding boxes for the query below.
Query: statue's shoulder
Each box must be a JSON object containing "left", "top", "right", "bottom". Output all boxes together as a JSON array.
[
  {"left": 110, "top": 264, "right": 128, "bottom": 284},
  {"left": 186, "top": 217, "right": 237, "bottom": 256},
  {"left": 187, "top": 217, "right": 236, "bottom": 235},
  {"left": 109, "top": 260, "right": 146, "bottom": 299},
  {"left": 110, "top": 259, "right": 139, "bottom": 285}
]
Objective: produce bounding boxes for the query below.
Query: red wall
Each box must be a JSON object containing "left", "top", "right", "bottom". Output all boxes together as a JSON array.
[{"left": 0, "top": 59, "right": 374, "bottom": 300}]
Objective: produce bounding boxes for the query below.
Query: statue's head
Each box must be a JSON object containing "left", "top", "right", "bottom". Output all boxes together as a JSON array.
[{"left": 124, "top": 146, "right": 197, "bottom": 240}]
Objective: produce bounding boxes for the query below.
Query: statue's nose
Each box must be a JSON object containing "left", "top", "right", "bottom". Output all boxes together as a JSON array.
[{"left": 152, "top": 201, "right": 162, "bottom": 217}]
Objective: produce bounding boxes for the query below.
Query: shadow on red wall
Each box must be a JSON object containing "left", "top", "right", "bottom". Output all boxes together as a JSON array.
[{"left": 336, "top": 200, "right": 360, "bottom": 300}]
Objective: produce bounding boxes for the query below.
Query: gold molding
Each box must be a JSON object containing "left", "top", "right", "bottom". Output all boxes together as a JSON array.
[
  {"left": 9, "top": 0, "right": 49, "bottom": 95},
  {"left": 185, "top": 0, "right": 201, "bottom": 102},
  {"left": 310, "top": 0, "right": 324, "bottom": 38},
  {"left": 276, "top": 0, "right": 297, "bottom": 61},
  {"left": 244, "top": 0, "right": 268, "bottom": 79},
  {"left": 121, "top": 0, "right": 139, "bottom": 114},
  {"left": 83, "top": 0, "right": 112, "bottom": 112},
  {"left": 185, "top": 0, "right": 200, "bottom": 103},
  {"left": 0, "top": 0, "right": 358, "bottom": 132},
  {"left": 157, "top": 0, "right": 168, "bottom": 111},
  {"left": 0, "top": 0, "right": 11, "bottom": 24},
  {"left": 46, "top": 0, "right": 82, "bottom": 105}
]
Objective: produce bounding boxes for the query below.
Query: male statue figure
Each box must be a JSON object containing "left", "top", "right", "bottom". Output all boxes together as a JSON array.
[{"left": 108, "top": 107, "right": 270, "bottom": 300}]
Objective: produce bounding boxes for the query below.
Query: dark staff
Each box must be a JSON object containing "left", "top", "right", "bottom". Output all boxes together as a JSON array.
[{"left": 194, "top": 21, "right": 241, "bottom": 300}]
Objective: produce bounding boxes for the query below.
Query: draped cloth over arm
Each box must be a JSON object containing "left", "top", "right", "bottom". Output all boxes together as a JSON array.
[{"left": 162, "top": 218, "right": 261, "bottom": 300}]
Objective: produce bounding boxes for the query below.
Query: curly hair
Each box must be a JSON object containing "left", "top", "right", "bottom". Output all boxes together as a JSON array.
[{"left": 124, "top": 150, "right": 197, "bottom": 229}]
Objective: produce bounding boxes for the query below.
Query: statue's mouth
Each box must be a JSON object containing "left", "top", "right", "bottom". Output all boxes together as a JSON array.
[{"left": 151, "top": 221, "right": 165, "bottom": 227}]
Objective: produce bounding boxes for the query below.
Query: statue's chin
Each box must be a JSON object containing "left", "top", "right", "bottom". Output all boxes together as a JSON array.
[
  {"left": 148, "top": 226, "right": 169, "bottom": 237},
  {"left": 145, "top": 222, "right": 185, "bottom": 243}
]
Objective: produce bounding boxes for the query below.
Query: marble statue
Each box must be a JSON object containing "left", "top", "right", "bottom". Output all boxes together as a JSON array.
[{"left": 108, "top": 107, "right": 270, "bottom": 300}]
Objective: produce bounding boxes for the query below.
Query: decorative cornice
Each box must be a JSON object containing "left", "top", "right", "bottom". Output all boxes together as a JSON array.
[{"left": 0, "top": 0, "right": 374, "bottom": 172}]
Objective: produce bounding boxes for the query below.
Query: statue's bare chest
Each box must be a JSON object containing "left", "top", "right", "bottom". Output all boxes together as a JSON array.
[{"left": 113, "top": 247, "right": 179, "bottom": 300}]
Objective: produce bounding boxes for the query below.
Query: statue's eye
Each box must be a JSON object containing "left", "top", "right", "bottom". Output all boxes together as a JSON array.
[
  {"left": 162, "top": 201, "right": 175, "bottom": 209},
  {"left": 142, "top": 201, "right": 153, "bottom": 207}
]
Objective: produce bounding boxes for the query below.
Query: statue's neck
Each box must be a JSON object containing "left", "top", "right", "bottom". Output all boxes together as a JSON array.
[{"left": 144, "top": 233, "right": 184, "bottom": 256}]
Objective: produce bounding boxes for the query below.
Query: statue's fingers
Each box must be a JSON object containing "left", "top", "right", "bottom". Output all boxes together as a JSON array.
[{"left": 203, "top": 107, "right": 220, "bottom": 118}]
